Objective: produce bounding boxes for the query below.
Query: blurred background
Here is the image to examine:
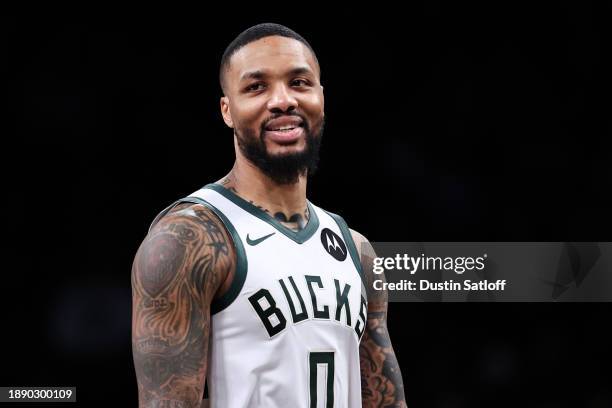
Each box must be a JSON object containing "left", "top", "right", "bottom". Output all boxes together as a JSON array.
[{"left": 4, "top": 3, "right": 612, "bottom": 407}]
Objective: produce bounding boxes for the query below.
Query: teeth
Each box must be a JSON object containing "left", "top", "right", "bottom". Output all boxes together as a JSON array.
[{"left": 273, "top": 126, "right": 296, "bottom": 131}]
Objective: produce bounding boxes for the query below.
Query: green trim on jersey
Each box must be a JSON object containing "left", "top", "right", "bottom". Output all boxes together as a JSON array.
[
  {"left": 178, "top": 196, "right": 248, "bottom": 315},
  {"left": 324, "top": 210, "right": 365, "bottom": 287},
  {"left": 204, "top": 183, "right": 320, "bottom": 244}
]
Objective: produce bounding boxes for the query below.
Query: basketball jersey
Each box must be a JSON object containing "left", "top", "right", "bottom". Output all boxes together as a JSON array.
[{"left": 151, "top": 183, "right": 367, "bottom": 408}]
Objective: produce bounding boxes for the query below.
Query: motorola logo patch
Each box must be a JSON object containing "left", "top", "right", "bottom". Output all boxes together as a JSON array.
[{"left": 320, "top": 228, "right": 347, "bottom": 262}]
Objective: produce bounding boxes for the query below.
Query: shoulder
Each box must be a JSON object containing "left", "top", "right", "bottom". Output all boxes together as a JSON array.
[
  {"left": 134, "top": 202, "right": 236, "bottom": 299},
  {"left": 318, "top": 207, "right": 372, "bottom": 258},
  {"left": 149, "top": 201, "right": 234, "bottom": 249},
  {"left": 349, "top": 228, "right": 386, "bottom": 305},
  {"left": 349, "top": 228, "right": 376, "bottom": 260},
  {"left": 349, "top": 228, "right": 367, "bottom": 246}
]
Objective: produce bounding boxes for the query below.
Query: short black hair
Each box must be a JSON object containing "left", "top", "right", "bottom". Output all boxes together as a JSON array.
[{"left": 219, "top": 23, "right": 318, "bottom": 94}]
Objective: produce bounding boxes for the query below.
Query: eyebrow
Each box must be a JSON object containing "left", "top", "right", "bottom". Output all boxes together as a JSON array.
[{"left": 240, "top": 66, "right": 314, "bottom": 82}]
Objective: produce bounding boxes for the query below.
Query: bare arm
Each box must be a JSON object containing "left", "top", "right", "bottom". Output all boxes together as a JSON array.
[
  {"left": 131, "top": 204, "right": 234, "bottom": 408},
  {"left": 352, "top": 230, "right": 407, "bottom": 408}
]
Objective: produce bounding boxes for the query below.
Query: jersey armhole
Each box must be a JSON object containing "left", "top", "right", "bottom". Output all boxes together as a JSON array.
[
  {"left": 323, "top": 210, "right": 365, "bottom": 287},
  {"left": 172, "top": 196, "right": 248, "bottom": 315},
  {"left": 148, "top": 200, "right": 182, "bottom": 232}
]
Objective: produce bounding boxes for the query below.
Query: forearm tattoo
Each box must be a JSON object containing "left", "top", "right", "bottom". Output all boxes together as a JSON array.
[
  {"left": 361, "top": 311, "right": 407, "bottom": 408},
  {"left": 132, "top": 205, "right": 234, "bottom": 408},
  {"left": 358, "top": 236, "right": 407, "bottom": 408}
]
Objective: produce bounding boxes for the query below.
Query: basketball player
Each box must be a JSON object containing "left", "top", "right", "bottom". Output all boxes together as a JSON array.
[{"left": 131, "top": 23, "right": 406, "bottom": 408}]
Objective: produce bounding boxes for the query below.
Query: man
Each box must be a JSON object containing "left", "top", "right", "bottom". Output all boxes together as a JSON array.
[{"left": 131, "top": 23, "right": 406, "bottom": 408}]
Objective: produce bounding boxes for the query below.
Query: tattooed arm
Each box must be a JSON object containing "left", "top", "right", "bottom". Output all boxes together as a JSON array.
[
  {"left": 132, "top": 203, "right": 235, "bottom": 408},
  {"left": 351, "top": 230, "right": 407, "bottom": 408}
]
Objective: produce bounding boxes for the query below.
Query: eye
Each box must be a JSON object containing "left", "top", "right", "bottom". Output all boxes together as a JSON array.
[
  {"left": 245, "top": 82, "right": 265, "bottom": 92},
  {"left": 291, "top": 79, "right": 310, "bottom": 87}
]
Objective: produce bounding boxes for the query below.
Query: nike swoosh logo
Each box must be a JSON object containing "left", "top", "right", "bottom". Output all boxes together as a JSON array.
[{"left": 246, "top": 232, "right": 276, "bottom": 246}]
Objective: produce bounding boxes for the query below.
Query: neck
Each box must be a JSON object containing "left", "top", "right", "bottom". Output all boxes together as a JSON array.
[
  {"left": 217, "top": 144, "right": 309, "bottom": 231},
  {"left": 233, "top": 159, "right": 307, "bottom": 210}
]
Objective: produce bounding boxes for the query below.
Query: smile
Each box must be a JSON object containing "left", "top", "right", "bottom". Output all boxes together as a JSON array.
[
  {"left": 270, "top": 125, "right": 300, "bottom": 131},
  {"left": 264, "top": 126, "right": 304, "bottom": 144}
]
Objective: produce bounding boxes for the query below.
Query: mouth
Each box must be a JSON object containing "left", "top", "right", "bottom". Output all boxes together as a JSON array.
[
  {"left": 264, "top": 124, "right": 305, "bottom": 145},
  {"left": 263, "top": 116, "right": 306, "bottom": 145}
]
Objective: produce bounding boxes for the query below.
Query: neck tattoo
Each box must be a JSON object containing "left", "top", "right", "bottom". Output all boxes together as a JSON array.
[
  {"left": 220, "top": 176, "right": 310, "bottom": 232},
  {"left": 274, "top": 207, "right": 309, "bottom": 231}
]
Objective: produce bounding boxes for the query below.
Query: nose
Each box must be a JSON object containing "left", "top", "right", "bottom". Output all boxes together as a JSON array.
[{"left": 266, "top": 83, "right": 297, "bottom": 113}]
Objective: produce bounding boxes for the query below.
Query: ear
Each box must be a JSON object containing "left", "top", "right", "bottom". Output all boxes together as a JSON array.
[{"left": 220, "top": 96, "right": 234, "bottom": 128}]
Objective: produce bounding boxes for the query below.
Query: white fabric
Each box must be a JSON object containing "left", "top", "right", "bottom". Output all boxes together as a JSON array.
[{"left": 189, "top": 187, "right": 366, "bottom": 408}]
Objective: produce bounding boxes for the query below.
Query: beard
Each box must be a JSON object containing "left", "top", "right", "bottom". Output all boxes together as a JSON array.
[{"left": 235, "top": 114, "right": 324, "bottom": 185}]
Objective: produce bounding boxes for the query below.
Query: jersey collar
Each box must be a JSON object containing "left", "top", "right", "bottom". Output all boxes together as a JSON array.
[{"left": 204, "top": 183, "right": 320, "bottom": 245}]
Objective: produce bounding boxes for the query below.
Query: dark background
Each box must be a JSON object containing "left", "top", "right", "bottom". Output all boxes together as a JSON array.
[{"left": 4, "top": 3, "right": 612, "bottom": 407}]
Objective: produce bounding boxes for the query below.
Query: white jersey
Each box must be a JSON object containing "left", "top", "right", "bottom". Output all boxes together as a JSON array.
[{"left": 153, "top": 183, "right": 367, "bottom": 408}]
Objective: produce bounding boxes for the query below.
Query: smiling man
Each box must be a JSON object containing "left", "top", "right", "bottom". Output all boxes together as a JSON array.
[{"left": 131, "top": 23, "right": 406, "bottom": 408}]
